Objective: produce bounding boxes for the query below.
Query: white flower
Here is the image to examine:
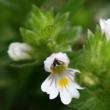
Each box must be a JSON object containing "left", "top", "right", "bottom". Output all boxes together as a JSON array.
[
  {"left": 99, "top": 18, "right": 110, "bottom": 40},
  {"left": 7, "top": 42, "right": 33, "bottom": 61},
  {"left": 41, "top": 52, "right": 83, "bottom": 105}
]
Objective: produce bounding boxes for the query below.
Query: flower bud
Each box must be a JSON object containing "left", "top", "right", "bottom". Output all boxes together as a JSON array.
[
  {"left": 100, "top": 18, "right": 110, "bottom": 40},
  {"left": 8, "top": 42, "right": 33, "bottom": 61}
]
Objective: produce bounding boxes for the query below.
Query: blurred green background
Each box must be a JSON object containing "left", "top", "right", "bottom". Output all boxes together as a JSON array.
[{"left": 0, "top": 0, "right": 110, "bottom": 110}]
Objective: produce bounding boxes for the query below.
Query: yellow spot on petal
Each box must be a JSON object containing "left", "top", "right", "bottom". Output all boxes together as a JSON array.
[{"left": 58, "top": 77, "right": 69, "bottom": 89}]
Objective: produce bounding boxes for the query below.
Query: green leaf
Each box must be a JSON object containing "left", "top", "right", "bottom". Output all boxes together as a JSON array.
[
  {"left": 20, "top": 27, "right": 40, "bottom": 46},
  {"left": 69, "top": 89, "right": 110, "bottom": 110},
  {"left": 26, "top": 5, "right": 54, "bottom": 31}
]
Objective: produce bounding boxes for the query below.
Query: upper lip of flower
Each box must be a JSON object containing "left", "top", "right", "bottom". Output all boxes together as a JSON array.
[
  {"left": 53, "top": 58, "right": 61, "bottom": 66},
  {"left": 44, "top": 52, "right": 70, "bottom": 72},
  {"left": 52, "top": 58, "right": 64, "bottom": 67}
]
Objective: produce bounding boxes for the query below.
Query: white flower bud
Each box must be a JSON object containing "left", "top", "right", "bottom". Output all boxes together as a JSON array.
[
  {"left": 99, "top": 18, "right": 110, "bottom": 40},
  {"left": 7, "top": 42, "right": 33, "bottom": 61}
]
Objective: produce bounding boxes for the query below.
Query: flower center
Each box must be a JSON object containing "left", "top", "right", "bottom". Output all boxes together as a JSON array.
[
  {"left": 51, "top": 59, "right": 67, "bottom": 74},
  {"left": 58, "top": 77, "right": 69, "bottom": 89}
]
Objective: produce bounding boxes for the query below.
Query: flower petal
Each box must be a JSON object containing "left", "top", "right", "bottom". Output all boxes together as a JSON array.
[
  {"left": 41, "top": 75, "right": 59, "bottom": 100},
  {"left": 49, "top": 78, "right": 59, "bottom": 99},
  {"left": 49, "top": 90, "right": 59, "bottom": 100},
  {"left": 44, "top": 57, "right": 54, "bottom": 72},
  {"left": 59, "top": 89, "right": 72, "bottom": 105},
  {"left": 67, "top": 82, "right": 80, "bottom": 99},
  {"left": 100, "top": 19, "right": 105, "bottom": 30},
  {"left": 41, "top": 75, "right": 53, "bottom": 93},
  {"left": 68, "top": 68, "right": 80, "bottom": 74},
  {"left": 63, "top": 68, "right": 80, "bottom": 81},
  {"left": 62, "top": 70, "right": 83, "bottom": 99},
  {"left": 73, "top": 82, "right": 84, "bottom": 90}
]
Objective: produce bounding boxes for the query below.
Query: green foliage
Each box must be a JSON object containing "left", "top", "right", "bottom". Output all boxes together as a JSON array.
[
  {"left": 68, "top": 27, "right": 110, "bottom": 110},
  {"left": 69, "top": 89, "right": 110, "bottom": 110},
  {"left": 20, "top": 5, "right": 82, "bottom": 63},
  {"left": 1, "top": 0, "right": 110, "bottom": 110},
  {"left": 17, "top": 7, "right": 110, "bottom": 110}
]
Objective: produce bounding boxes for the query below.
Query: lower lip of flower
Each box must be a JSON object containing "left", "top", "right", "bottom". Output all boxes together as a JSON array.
[{"left": 51, "top": 64, "right": 67, "bottom": 74}]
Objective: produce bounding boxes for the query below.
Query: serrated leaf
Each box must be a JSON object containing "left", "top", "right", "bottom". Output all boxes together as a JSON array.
[
  {"left": 20, "top": 27, "right": 40, "bottom": 46},
  {"left": 27, "top": 5, "right": 54, "bottom": 31},
  {"left": 87, "top": 29, "right": 94, "bottom": 38}
]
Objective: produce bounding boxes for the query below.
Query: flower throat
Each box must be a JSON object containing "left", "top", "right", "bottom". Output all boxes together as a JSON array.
[{"left": 51, "top": 59, "right": 67, "bottom": 74}]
